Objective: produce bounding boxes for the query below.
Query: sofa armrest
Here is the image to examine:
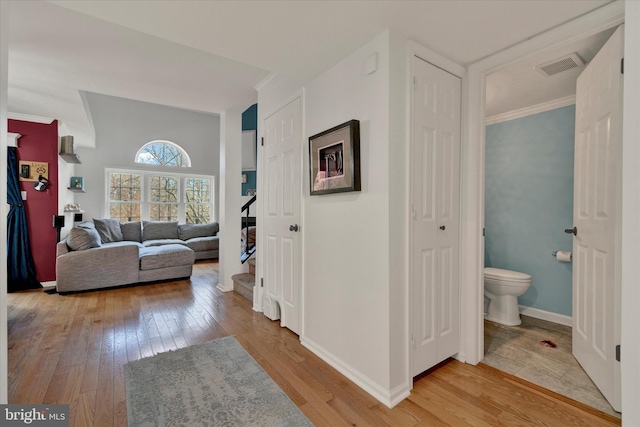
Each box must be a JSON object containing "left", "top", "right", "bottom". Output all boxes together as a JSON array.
[
  {"left": 56, "top": 243, "right": 141, "bottom": 292},
  {"left": 57, "top": 241, "right": 70, "bottom": 257}
]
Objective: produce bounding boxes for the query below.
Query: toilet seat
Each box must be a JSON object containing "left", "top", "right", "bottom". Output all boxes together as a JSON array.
[{"left": 484, "top": 267, "right": 531, "bottom": 284}]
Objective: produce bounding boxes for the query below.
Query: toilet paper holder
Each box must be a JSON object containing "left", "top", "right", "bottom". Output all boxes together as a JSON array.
[{"left": 552, "top": 250, "right": 573, "bottom": 262}]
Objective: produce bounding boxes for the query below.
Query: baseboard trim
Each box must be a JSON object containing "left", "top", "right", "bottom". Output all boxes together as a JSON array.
[
  {"left": 519, "top": 305, "right": 572, "bottom": 327},
  {"left": 216, "top": 282, "right": 233, "bottom": 292},
  {"left": 301, "top": 336, "right": 411, "bottom": 408},
  {"left": 41, "top": 281, "right": 56, "bottom": 289}
]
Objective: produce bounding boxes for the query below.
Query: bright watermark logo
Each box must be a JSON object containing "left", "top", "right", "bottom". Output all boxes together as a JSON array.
[{"left": 1, "top": 405, "right": 69, "bottom": 426}]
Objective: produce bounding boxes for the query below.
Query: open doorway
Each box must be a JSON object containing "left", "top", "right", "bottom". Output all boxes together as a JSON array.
[{"left": 481, "top": 26, "right": 620, "bottom": 417}]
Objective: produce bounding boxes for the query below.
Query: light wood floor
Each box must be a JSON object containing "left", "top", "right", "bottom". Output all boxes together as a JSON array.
[{"left": 8, "top": 261, "right": 620, "bottom": 426}]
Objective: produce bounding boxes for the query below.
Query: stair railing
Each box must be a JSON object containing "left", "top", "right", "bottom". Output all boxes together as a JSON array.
[{"left": 241, "top": 195, "right": 257, "bottom": 263}]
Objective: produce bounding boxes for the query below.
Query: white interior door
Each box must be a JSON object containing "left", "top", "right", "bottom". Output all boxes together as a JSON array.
[
  {"left": 411, "top": 56, "right": 461, "bottom": 376},
  {"left": 572, "top": 25, "right": 623, "bottom": 412},
  {"left": 263, "top": 98, "right": 302, "bottom": 334}
]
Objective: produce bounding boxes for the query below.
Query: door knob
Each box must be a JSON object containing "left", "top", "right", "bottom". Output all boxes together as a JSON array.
[
  {"left": 289, "top": 224, "right": 299, "bottom": 232},
  {"left": 439, "top": 225, "right": 446, "bottom": 230},
  {"left": 564, "top": 227, "right": 577, "bottom": 236}
]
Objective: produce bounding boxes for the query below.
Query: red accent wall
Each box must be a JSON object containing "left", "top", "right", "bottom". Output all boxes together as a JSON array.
[{"left": 8, "top": 119, "right": 59, "bottom": 283}]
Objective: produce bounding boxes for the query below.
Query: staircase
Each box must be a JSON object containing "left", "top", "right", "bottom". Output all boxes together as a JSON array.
[{"left": 232, "top": 258, "right": 255, "bottom": 302}]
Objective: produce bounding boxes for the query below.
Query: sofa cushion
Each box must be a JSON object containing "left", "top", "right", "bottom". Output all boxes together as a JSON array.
[
  {"left": 139, "top": 244, "right": 195, "bottom": 270},
  {"left": 142, "top": 239, "right": 187, "bottom": 247},
  {"left": 67, "top": 226, "right": 102, "bottom": 251},
  {"left": 120, "top": 221, "right": 142, "bottom": 242},
  {"left": 142, "top": 221, "right": 179, "bottom": 241},
  {"left": 93, "top": 218, "right": 123, "bottom": 243},
  {"left": 178, "top": 222, "right": 219, "bottom": 240},
  {"left": 185, "top": 236, "right": 219, "bottom": 252}
]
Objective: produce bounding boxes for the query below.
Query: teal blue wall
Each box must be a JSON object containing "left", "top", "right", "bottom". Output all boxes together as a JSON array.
[
  {"left": 485, "top": 105, "right": 575, "bottom": 317},
  {"left": 242, "top": 104, "right": 257, "bottom": 196}
]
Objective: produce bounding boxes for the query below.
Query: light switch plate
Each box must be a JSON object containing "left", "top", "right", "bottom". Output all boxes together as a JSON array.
[{"left": 21, "top": 191, "right": 27, "bottom": 200}]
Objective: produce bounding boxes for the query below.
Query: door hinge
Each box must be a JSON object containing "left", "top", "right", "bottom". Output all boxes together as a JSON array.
[
  {"left": 413, "top": 76, "right": 417, "bottom": 91},
  {"left": 411, "top": 204, "right": 416, "bottom": 219},
  {"left": 483, "top": 227, "right": 486, "bottom": 237},
  {"left": 261, "top": 137, "right": 264, "bottom": 146},
  {"left": 411, "top": 334, "right": 415, "bottom": 348},
  {"left": 261, "top": 278, "right": 264, "bottom": 288},
  {"left": 621, "top": 58, "right": 624, "bottom": 74},
  {"left": 616, "top": 344, "right": 620, "bottom": 362}
]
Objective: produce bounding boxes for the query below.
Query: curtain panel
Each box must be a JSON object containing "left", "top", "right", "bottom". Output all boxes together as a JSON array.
[{"left": 7, "top": 147, "right": 41, "bottom": 292}]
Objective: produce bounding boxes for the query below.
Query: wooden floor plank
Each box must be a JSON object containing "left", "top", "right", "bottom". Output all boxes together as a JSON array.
[{"left": 7, "top": 261, "right": 621, "bottom": 427}]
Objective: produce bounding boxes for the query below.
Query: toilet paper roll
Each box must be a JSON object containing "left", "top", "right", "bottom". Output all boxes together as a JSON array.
[{"left": 556, "top": 250, "right": 572, "bottom": 262}]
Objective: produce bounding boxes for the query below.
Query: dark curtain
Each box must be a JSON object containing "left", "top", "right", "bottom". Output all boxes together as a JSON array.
[{"left": 7, "top": 147, "right": 41, "bottom": 292}]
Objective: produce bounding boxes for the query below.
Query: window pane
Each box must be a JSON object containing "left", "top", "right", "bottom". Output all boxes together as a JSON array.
[
  {"left": 185, "top": 178, "right": 210, "bottom": 204},
  {"left": 150, "top": 203, "right": 178, "bottom": 221},
  {"left": 109, "top": 173, "right": 141, "bottom": 220},
  {"left": 150, "top": 175, "right": 178, "bottom": 203},
  {"left": 107, "top": 170, "right": 212, "bottom": 223},
  {"left": 109, "top": 203, "right": 140, "bottom": 222},
  {"left": 136, "top": 141, "right": 190, "bottom": 167},
  {"left": 186, "top": 204, "right": 210, "bottom": 224}
]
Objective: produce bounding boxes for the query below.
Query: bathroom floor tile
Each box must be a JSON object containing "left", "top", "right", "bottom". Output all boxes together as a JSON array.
[{"left": 482, "top": 316, "right": 620, "bottom": 419}]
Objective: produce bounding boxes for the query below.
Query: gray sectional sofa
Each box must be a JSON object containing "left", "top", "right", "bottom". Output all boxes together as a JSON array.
[{"left": 55, "top": 219, "right": 219, "bottom": 293}]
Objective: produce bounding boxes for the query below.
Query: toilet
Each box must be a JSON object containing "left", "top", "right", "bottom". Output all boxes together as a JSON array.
[{"left": 484, "top": 267, "right": 532, "bottom": 326}]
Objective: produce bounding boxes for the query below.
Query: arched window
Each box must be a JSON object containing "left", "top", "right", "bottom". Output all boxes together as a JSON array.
[{"left": 135, "top": 140, "right": 191, "bottom": 167}]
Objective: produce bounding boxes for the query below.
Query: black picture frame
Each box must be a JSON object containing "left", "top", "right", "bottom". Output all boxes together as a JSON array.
[{"left": 309, "top": 120, "right": 361, "bottom": 195}]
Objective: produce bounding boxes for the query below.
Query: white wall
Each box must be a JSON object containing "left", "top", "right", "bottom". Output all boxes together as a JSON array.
[
  {"left": 72, "top": 92, "right": 220, "bottom": 223},
  {"left": 218, "top": 109, "right": 244, "bottom": 291},
  {"left": 301, "top": 31, "right": 410, "bottom": 405},
  {"left": 255, "top": 31, "right": 411, "bottom": 407},
  {"left": 387, "top": 31, "right": 410, "bottom": 396}
]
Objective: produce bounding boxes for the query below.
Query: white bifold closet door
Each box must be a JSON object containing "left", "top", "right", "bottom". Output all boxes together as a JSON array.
[{"left": 410, "top": 56, "right": 461, "bottom": 376}]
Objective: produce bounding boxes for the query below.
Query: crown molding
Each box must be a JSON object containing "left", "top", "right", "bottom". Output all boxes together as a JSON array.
[
  {"left": 7, "top": 132, "right": 21, "bottom": 147},
  {"left": 485, "top": 95, "right": 576, "bottom": 125},
  {"left": 254, "top": 72, "right": 279, "bottom": 92},
  {"left": 7, "top": 112, "right": 55, "bottom": 124}
]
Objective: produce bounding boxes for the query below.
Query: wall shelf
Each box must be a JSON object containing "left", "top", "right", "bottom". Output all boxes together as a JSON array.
[
  {"left": 67, "top": 187, "right": 86, "bottom": 193},
  {"left": 63, "top": 209, "right": 85, "bottom": 213},
  {"left": 59, "top": 153, "right": 81, "bottom": 164}
]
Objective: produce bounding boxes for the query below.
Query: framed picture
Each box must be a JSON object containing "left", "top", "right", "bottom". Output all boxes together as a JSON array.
[{"left": 309, "top": 120, "right": 361, "bottom": 195}]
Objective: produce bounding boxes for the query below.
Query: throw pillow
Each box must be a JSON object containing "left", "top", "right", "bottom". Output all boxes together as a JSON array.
[
  {"left": 77, "top": 221, "right": 97, "bottom": 230},
  {"left": 142, "top": 221, "right": 179, "bottom": 241},
  {"left": 93, "top": 218, "right": 124, "bottom": 243},
  {"left": 120, "top": 221, "right": 142, "bottom": 242},
  {"left": 178, "top": 222, "right": 219, "bottom": 240},
  {"left": 67, "top": 226, "right": 102, "bottom": 251}
]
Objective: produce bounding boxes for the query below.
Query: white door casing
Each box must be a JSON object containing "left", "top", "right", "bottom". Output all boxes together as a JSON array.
[
  {"left": 573, "top": 25, "right": 623, "bottom": 412},
  {"left": 263, "top": 97, "right": 302, "bottom": 334},
  {"left": 411, "top": 56, "right": 462, "bottom": 376}
]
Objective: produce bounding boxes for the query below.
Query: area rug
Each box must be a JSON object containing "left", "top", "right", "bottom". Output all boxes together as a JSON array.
[{"left": 124, "top": 336, "right": 313, "bottom": 427}]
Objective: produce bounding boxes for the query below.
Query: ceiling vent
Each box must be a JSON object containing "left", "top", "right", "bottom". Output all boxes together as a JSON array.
[{"left": 535, "top": 53, "right": 584, "bottom": 77}]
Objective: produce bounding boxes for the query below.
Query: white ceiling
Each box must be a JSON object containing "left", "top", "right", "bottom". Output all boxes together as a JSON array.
[
  {"left": 486, "top": 27, "right": 616, "bottom": 118},
  {"left": 8, "top": 0, "right": 615, "bottom": 147}
]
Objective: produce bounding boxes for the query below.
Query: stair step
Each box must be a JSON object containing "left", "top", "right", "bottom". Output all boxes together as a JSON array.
[{"left": 231, "top": 273, "right": 255, "bottom": 302}]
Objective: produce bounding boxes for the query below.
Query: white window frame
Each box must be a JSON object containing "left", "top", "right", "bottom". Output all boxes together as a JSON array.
[{"left": 105, "top": 168, "right": 215, "bottom": 223}]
